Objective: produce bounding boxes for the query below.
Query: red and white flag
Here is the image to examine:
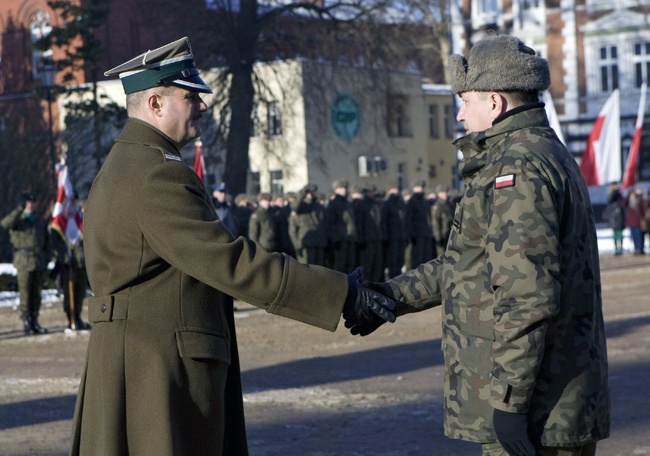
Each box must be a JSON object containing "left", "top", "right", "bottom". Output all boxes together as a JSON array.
[
  {"left": 193, "top": 139, "right": 205, "bottom": 182},
  {"left": 580, "top": 89, "right": 621, "bottom": 186},
  {"left": 51, "top": 161, "right": 83, "bottom": 246},
  {"left": 622, "top": 83, "right": 647, "bottom": 190}
]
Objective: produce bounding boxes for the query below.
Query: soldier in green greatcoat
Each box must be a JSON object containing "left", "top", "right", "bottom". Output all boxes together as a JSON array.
[
  {"left": 289, "top": 184, "right": 327, "bottom": 265},
  {"left": 1, "top": 193, "right": 50, "bottom": 335},
  {"left": 348, "top": 32, "right": 610, "bottom": 456},
  {"left": 70, "top": 37, "right": 395, "bottom": 456}
]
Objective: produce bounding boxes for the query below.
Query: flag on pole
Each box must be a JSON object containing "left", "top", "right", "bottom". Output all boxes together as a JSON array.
[
  {"left": 622, "top": 83, "right": 647, "bottom": 190},
  {"left": 543, "top": 91, "right": 566, "bottom": 146},
  {"left": 51, "top": 161, "right": 83, "bottom": 246},
  {"left": 580, "top": 89, "right": 621, "bottom": 186},
  {"left": 193, "top": 139, "right": 205, "bottom": 181}
]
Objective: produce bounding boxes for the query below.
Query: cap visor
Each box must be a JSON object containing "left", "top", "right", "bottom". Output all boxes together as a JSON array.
[{"left": 171, "top": 75, "right": 212, "bottom": 94}]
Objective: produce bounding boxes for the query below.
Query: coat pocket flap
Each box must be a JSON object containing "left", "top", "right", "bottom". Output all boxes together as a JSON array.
[{"left": 175, "top": 329, "right": 231, "bottom": 364}]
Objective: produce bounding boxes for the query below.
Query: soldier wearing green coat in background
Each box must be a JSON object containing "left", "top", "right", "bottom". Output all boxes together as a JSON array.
[
  {"left": 0, "top": 193, "right": 50, "bottom": 335},
  {"left": 350, "top": 32, "right": 610, "bottom": 456},
  {"left": 70, "top": 37, "right": 395, "bottom": 456}
]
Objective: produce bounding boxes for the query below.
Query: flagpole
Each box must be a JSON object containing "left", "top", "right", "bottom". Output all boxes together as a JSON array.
[{"left": 68, "top": 265, "right": 76, "bottom": 330}]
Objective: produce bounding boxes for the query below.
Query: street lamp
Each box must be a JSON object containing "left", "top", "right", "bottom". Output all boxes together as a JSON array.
[{"left": 40, "top": 59, "right": 57, "bottom": 176}]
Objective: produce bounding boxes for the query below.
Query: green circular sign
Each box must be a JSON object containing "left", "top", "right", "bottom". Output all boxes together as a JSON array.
[{"left": 331, "top": 94, "right": 360, "bottom": 142}]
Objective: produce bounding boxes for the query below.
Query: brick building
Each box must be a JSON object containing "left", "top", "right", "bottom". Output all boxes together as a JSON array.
[{"left": 450, "top": 0, "right": 650, "bottom": 180}]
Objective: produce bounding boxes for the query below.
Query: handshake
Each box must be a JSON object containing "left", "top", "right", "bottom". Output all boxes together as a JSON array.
[{"left": 342, "top": 267, "right": 398, "bottom": 336}]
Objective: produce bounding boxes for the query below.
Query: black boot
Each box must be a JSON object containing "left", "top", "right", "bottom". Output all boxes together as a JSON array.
[
  {"left": 74, "top": 316, "right": 92, "bottom": 331},
  {"left": 23, "top": 318, "right": 35, "bottom": 336},
  {"left": 30, "top": 316, "right": 48, "bottom": 334}
]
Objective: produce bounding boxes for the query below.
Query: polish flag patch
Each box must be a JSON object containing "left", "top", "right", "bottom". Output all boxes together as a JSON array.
[{"left": 495, "top": 174, "right": 515, "bottom": 189}]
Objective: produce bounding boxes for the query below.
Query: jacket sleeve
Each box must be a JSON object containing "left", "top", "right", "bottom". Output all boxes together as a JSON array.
[
  {"left": 0, "top": 206, "right": 24, "bottom": 231},
  {"left": 485, "top": 156, "right": 561, "bottom": 413},
  {"left": 136, "top": 161, "right": 348, "bottom": 331},
  {"left": 385, "top": 256, "right": 444, "bottom": 316}
]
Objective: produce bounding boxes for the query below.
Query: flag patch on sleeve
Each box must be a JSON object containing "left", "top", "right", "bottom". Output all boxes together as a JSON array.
[{"left": 495, "top": 174, "right": 515, "bottom": 189}]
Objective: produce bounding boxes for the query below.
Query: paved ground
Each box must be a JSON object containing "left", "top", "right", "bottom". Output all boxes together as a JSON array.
[{"left": 1, "top": 253, "right": 650, "bottom": 455}]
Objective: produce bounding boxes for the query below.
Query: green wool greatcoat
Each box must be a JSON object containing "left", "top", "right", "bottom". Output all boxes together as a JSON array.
[{"left": 70, "top": 119, "right": 348, "bottom": 455}]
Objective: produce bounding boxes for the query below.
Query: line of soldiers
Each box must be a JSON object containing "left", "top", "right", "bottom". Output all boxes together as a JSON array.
[{"left": 212, "top": 179, "right": 458, "bottom": 282}]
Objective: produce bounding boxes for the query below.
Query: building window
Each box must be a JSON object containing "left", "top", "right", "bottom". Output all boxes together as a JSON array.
[
  {"left": 270, "top": 170, "right": 283, "bottom": 195},
  {"left": 250, "top": 172, "right": 261, "bottom": 195},
  {"left": 397, "top": 162, "right": 405, "bottom": 191},
  {"left": 30, "top": 10, "right": 52, "bottom": 80},
  {"left": 599, "top": 45, "right": 618, "bottom": 92},
  {"left": 251, "top": 110, "right": 260, "bottom": 138},
  {"left": 267, "top": 101, "right": 282, "bottom": 137},
  {"left": 478, "top": 0, "right": 499, "bottom": 15},
  {"left": 444, "top": 104, "right": 455, "bottom": 139},
  {"left": 428, "top": 104, "right": 439, "bottom": 138},
  {"left": 634, "top": 42, "right": 650, "bottom": 88},
  {"left": 387, "top": 96, "right": 411, "bottom": 137}
]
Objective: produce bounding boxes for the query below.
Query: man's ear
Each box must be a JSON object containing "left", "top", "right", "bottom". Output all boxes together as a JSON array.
[
  {"left": 489, "top": 93, "right": 507, "bottom": 120},
  {"left": 147, "top": 92, "right": 164, "bottom": 116}
]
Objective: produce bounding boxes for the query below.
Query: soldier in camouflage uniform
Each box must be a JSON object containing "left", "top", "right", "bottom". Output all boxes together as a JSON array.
[
  {"left": 345, "top": 32, "right": 610, "bottom": 456},
  {"left": 0, "top": 193, "right": 50, "bottom": 335}
]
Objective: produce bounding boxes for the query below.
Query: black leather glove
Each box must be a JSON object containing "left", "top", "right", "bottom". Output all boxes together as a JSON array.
[
  {"left": 493, "top": 409, "right": 535, "bottom": 456},
  {"left": 343, "top": 267, "right": 396, "bottom": 336}
]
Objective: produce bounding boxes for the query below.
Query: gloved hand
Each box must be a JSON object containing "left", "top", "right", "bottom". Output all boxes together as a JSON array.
[
  {"left": 493, "top": 409, "right": 535, "bottom": 456},
  {"left": 343, "top": 267, "right": 396, "bottom": 336}
]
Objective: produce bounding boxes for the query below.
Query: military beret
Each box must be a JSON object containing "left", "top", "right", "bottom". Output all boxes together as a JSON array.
[
  {"left": 258, "top": 193, "right": 272, "bottom": 201},
  {"left": 104, "top": 37, "right": 212, "bottom": 95},
  {"left": 449, "top": 30, "right": 550, "bottom": 94}
]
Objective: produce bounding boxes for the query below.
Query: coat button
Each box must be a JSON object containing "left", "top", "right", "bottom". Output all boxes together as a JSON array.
[{"left": 101, "top": 304, "right": 107, "bottom": 313}]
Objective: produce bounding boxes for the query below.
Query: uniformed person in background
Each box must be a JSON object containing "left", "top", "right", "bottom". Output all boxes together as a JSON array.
[
  {"left": 248, "top": 193, "right": 277, "bottom": 252},
  {"left": 289, "top": 184, "right": 327, "bottom": 265},
  {"left": 430, "top": 184, "right": 454, "bottom": 257},
  {"left": 71, "top": 37, "right": 395, "bottom": 456},
  {"left": 405, "top": 180, "right": 433, "bottom": 269},
  {"left": 324, "top": 179, "right": 357, "bottom": 273},
  {"left": 381, "top": 185, "right": 407, "bottom": 278},
  {"left": 349, "top": 31, "right": 610, "bottom": 456},
  {"left": 211, "top": 182, "right": 237, "bottom": 234},
  {"left": 270, "top": 193, "right": 294, "bottom": 257},
  {"left": 50, "top": 220, "right": 91, "bottom": 331},
  {"left": 356, "top": 184, "right": 384, "bottom": 282},
  {"left": 0, "top": 193, "right": 50, "bottom": 335}
]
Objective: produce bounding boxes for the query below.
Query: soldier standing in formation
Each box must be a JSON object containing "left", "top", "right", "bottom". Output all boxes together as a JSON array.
[
  {"left": 1, "top": 193, "right": 50, "bottom": 335},
  {"left": 324, "top": 179, "right": 357, "bottom": 273},
  {"left": 247, "top": 193, "right": 277, "bottom": 252},
  {"left": 381, "top": 185, "right": 408, "bottom": 278},
  {"left": 355, "top": 185, "right": 384, "bottom": 282},
  {"left": 430, "top": 184, "right": 454, "bottom": 257},
  {"left": 289, "top": 184, "right": 327, "bottom": 265},
  {"left": 406, "top": 180, "right": 433, "bottom": 269},
  {"left": 348, "top": 32, "right": 610, "bottom": 456}
]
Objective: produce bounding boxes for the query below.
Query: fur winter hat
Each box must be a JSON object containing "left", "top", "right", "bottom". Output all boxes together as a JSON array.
[{"left": 449, "top": 31, "right": 550, "bottom": 94}]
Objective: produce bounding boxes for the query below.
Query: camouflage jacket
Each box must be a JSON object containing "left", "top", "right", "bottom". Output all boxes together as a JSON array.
[
  {"left": 0, "top": 205, "right": 50, "bottom": 271},
  {"left": 386, "top": 105, "right": 610, "bottom": 446}
]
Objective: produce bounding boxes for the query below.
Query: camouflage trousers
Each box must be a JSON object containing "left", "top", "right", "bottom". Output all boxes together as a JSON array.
[
  {"left": 16, "top": 269, "right": 44, "bottom": 319},
  {"left": 481, "top": 441, "right": 597, "bottom": 456}
]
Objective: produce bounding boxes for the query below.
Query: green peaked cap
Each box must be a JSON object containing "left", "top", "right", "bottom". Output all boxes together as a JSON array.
[{"left": 104, "top": 37, "right": 212, "bottom": 94}]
